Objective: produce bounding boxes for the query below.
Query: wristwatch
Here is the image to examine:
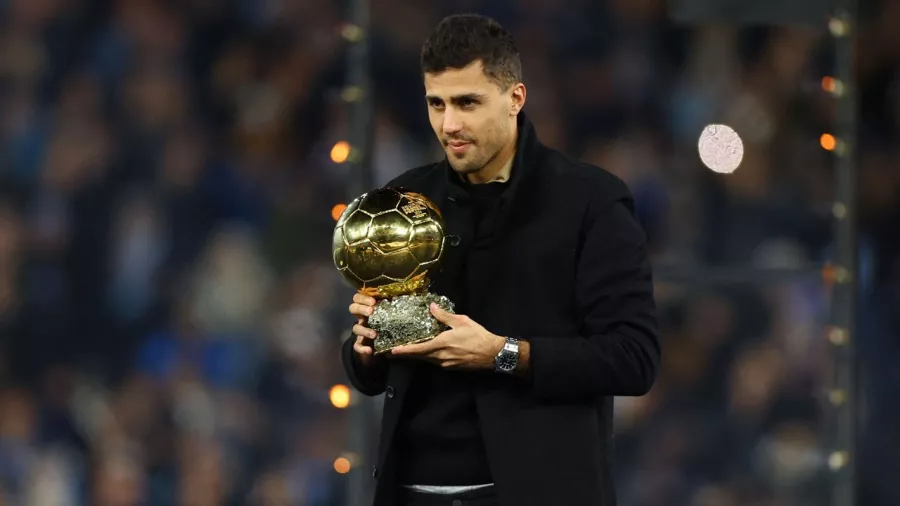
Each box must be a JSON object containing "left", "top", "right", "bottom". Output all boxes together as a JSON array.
[{"left": 494, "top": 337, "right": 519, "bottom": 374}]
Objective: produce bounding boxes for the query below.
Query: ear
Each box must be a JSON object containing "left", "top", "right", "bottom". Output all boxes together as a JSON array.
[{"left": 509, "top": 83, "right": 526, "bottom": 116}]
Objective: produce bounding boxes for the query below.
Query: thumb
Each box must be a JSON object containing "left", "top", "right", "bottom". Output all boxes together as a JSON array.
[{"left": 430, "top": 303, "right": 460, "bottom": 327}]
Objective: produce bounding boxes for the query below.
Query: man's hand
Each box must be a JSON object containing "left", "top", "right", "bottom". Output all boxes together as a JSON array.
[
  {"left": 348, "top": 292, "right": 382, "bottom": 369},
  {"left": 390, "top": 303, "right": 505, "bottom": 370}
]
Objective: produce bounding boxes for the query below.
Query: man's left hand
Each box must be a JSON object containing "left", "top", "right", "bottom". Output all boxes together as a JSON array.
[{"left": 390, "top": 303, "right": 505, "bottom": 370}]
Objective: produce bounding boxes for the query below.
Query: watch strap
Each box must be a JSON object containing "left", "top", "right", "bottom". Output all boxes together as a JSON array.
[{"left": 495, "top": 336, "right": 519, "bottom": 373}]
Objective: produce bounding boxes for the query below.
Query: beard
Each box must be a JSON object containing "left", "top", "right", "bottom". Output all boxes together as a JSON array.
[
  {"left": 447, "top": 156, "right": 484, "bottom": 175},
  {"left": 444, "top": 140, "right": 490, "bottom": 174}
]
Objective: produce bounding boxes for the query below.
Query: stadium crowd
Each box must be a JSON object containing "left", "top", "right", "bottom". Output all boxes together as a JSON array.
[{"left": 0, "top": 0, "right": 898, "bottom": 504}]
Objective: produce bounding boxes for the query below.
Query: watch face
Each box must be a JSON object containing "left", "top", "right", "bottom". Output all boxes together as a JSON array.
[{"left": 497, "top": 351, "right": 517, "bottom": 371}]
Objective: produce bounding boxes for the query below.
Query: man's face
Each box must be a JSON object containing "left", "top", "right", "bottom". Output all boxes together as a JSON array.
[{"left": 424, "top": 61, "right": 523, "bottom": 175}]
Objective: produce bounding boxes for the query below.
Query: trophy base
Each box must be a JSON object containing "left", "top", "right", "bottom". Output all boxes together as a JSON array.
[{"left": 368, "top": 292, "right": 455, "bottom": 355}]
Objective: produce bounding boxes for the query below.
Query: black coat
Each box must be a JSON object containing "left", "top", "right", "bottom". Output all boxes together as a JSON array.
[{"left": 341, "top": 113, "right": 660, "bottom": 506}]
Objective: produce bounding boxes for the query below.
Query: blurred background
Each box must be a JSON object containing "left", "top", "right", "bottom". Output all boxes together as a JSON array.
[{"left": 0, "top": 0, "right": 897, "bottom": 505}]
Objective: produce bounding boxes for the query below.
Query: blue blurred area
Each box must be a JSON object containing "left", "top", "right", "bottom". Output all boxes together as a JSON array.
[{"left": 0, "top": 0, "right": 896, "bottom": 504}]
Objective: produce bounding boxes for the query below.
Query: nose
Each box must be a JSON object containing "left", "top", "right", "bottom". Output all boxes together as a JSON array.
[{"left": 442, "top": 111, "right": 463, "bottom": 136}]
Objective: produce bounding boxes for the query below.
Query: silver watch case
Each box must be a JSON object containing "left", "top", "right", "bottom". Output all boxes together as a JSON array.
[{"left": 495, "top": 337, "right": 519, "bottom": 373}]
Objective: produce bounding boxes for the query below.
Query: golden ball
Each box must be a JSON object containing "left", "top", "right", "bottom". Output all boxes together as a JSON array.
[{"left": 332, "top": 187, "right": 446, "bottom": 297}]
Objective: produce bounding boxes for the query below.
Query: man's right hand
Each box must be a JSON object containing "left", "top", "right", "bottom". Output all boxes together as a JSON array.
[{"left": 349, "top": 292, "right": 380, "bottom": 368}]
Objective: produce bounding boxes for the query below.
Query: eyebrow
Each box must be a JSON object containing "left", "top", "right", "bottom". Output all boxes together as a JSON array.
[{"left": 425, "top": 93, "right": 489, "bottom": 105}]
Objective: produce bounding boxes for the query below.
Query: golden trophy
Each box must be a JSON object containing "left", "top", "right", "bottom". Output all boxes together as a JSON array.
[{"left": 332, "top": 187, "right": 455, "bottom": 354}]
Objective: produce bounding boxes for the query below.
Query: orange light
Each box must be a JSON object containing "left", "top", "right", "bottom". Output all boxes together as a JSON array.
[
  {"left": 820, "top": 133, "right": 836, "bottom": 151},
  {"left": 331, "top": 203, "right": 348, "bottom": 221},
  {"left": 330, "top": 384, "right": 351, "bottom": 408},
  {"left": 822, "top": 263, "right": 836, "bottom": 285},
  {"left": 334, "top": 457, "right": 351, "bottom": 474},
  {"left": 331, "top": 141, "right": 351, "bottom": 163},
  {"left": 821, "top": 76, "right": 836, "bottom": 92}
]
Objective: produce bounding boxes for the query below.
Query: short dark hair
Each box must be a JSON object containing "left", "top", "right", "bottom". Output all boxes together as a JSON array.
[{"left": 420, "top": 14, "right": 522, "bottom": 90}]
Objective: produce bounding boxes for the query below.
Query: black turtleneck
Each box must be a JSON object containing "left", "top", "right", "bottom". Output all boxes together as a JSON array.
[{"left": 393, "top": 180, "right": 506, "bottom": 486}]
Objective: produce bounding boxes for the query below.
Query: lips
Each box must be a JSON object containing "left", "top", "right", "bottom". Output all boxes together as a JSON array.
[{"left": 447, "top": 140, "right": 472, "bottom": 154}]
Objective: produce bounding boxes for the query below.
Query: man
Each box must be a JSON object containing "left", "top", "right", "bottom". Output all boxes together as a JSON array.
[{"left": 342, "top": 13, "right": 660, "bottom": 506}]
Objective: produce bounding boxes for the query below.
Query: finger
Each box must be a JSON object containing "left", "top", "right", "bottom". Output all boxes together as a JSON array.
[
  {"left": 355, "top": 334, "right": 376, "bottom": 347},
  {"left": 349, "top": 303, "right": 374, "bottom": 318},
  {"left": 354, "top": 334, "right": 375, "bottom": 354},
  {"left": 430, "top": 303, "right": 461, "bottom": 327},
  {"left": 353, "top": 341, "right": 373, "bottom": 355},
  {"left": 353, "top": 292, "right": 377, "bottom": 307},
  {"left": 353, "top": 324, "right": 377, "bottom": 340},
  {"left": 391, "top": 336, "right": 441, "bottom": 356}
]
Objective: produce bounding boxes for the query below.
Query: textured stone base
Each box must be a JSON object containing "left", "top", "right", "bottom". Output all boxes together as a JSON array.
[{"left": 368, "top": 292, "right": 455, "bottom": 355}]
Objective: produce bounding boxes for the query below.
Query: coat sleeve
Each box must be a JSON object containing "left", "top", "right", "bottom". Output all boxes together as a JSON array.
[
  {"left": 526, "top": 190, "right": 660, "bottom": 402},
  {"left": 341, "top": 334, "right": 389, "bottom": 396}
]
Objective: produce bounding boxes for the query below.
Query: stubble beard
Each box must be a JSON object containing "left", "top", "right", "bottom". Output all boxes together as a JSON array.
[
  {"left": 444, "top": 143, "right": 482, "bottom": 175},
  {"left": 448, "top": 156, "right": 483, "bottom": 175}
]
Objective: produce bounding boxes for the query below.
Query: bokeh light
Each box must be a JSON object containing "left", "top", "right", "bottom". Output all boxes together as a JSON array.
[
  {"left": 333, "top": 457, "right": 351, "bottom": 474},
  {"left": 331, "top": 141, "right": 351, "bottom": 163},
  {"left": 331, "top": 203, "right": 348, "bottom": 221},
  {"left": 697, "top": 124, "right": 744, "bottom": 174},
  {"left": 329, "top": 384, "right": 351, "bottom": 408}
]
